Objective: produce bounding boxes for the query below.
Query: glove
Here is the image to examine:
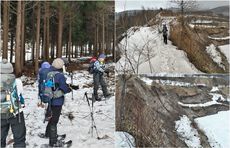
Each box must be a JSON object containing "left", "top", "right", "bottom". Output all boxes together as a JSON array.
[{"left": 69, "top": 84, "right": 79, "bottom": 90}]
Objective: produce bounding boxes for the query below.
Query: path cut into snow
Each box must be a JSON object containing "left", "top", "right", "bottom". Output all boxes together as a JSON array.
[
  {"left": 116, "top": 17, "right": 200, "bottom": 74},
  {"left": 195, "top": 111, "right": 230, "bottom": 148}
]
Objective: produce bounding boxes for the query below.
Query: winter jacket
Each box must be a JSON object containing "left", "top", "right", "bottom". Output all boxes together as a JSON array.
[
  {"left": 162, "top": 26, "right": 168, "bottom": 36},
  {"left": 38, "top": 68, "right": 53, "bottom": 95},
  {"left": 49, "top": 66, "right": 71, "bottom": 106},
  {"left": 94, "top": 60, "right": 105, "bottom": 73}
]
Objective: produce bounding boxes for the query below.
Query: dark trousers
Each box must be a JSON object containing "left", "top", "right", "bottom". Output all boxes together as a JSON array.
[
  {"left": 163, "top": 34, "right": 167, "bottom": 44},
  {"left": 1, "top": 112, "right": 26, "bottom": 148},
  {"left": 45, "top": 105, "right": 62, "bottom": 145},
  {"left": 93, "top": 72, "right": 108, "bottom": 99}
]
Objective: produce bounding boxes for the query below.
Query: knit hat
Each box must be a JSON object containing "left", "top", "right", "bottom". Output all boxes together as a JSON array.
[
  {"left": 41, "top": 61, "right": 51, "bottom": 69},
  {"left": 0, "top": 59, "right": 13, "bottom": 74},
  {"left": 98, "top": 54, "right": 106, "bottom": 59},
  {"left": 52, "top": 58, "right": 64, "bottom": 69}
]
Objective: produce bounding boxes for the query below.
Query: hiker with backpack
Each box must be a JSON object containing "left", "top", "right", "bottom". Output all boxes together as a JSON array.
[
  {"left": 162, "top": 23, "right": 168, "bottom": 44},
  {"left": 37, "top": 61, "right": 51, "bottom": 107},
  {"left": 89, "top": 54, "right": 111, "bottom": 101},
  {"left": 1, "top": 59, "right": 26, "bottom": 148},
  {"left": 38, "top": 58, "right": 79, "bottom": 147}
]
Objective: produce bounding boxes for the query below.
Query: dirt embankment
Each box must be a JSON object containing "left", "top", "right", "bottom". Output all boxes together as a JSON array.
[
  {"left": 116, "top": 75, "right": 229, "bottom": 147},
  {"left": 169, "top": 21, "right": 229, "bottom": 73}
]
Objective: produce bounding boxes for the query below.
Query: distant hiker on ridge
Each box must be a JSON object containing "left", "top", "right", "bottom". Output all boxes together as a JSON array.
[{"left": 162, "top": 23, "right": 168, "bottom": 44}]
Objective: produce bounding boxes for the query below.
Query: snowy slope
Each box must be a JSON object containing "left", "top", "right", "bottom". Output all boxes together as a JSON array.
[
  {"left": 6, "top": 70, "right": 115, "bottom": 148},
  {"left": 219, "top": 44, "right": 230, "bottom": 64},
  {"left": 195, "top": 111, "right": 230, "bottom": 148},
  {"left": 116, "top": 17, "right": 200, "bottom": 74}
]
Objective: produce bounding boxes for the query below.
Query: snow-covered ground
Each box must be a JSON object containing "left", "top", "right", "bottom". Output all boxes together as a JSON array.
[
  {"left": 195, "top": 111, "right": 230, "bottom": 148},
  {"left": 219, "top": 44, "right": 230, "bottom": 64},
  {"left": 116, "top": 17, "right": 200, "bottom": 74},
  {"left": 206, "top": 44, "right": 225, "bottom": 70},
  {"left": 209, "top": 36, "right": 230, "bottom": 41},
  {"left": 175, "top": 115, "right": 201, "bottom": 147},
  {"left": 115, "top": 131, "right": 135, "bottom": 148},
  {"left": 6, "top": 70, "right": 115, "bottom": 147}
]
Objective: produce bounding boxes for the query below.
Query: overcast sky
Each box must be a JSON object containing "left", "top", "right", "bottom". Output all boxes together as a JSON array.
[{"left": 115, "top": 0, "right": 229, "bottom": 12}]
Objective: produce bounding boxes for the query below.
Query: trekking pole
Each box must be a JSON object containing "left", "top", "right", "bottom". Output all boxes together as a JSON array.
[
  {"left": 71, "top": 71, "right": 74, "bottom": 100},
  {"left": 14, "top": 83, "right": 21, "bottom": 123},
  {"left": 85, "top": 92, "right": 100, "bottom": 139}
]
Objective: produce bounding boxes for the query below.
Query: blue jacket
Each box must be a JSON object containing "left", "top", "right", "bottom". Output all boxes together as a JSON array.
[
  {"left": 49, "top": 66, "right": 71, "bottom": 106},
  {"left": 94, "top": 60, "right": 105, "bottom": 73}
]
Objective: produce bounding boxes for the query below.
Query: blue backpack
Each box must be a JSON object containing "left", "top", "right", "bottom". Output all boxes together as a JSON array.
[{"left": 40, "top": 71, "right": 64, "bottom": 103}]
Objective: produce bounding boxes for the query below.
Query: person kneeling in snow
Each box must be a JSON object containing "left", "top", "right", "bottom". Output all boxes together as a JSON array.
[
  {"left": 92, "top": 54, "right": 111, "bottom": 101},
  {"left": 1, "top": 59, "right": 26, "bottom": 148}
]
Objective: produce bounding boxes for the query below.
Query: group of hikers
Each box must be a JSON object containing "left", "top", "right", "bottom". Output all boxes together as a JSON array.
[{"left": 1, "top": 53, "right": 111, "bottom": 147}]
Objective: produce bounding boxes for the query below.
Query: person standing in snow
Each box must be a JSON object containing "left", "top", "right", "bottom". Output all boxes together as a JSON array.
[
  {"left": 162, "top": 23, "right": 168, "bottom": 44},
  {"left": 37, "top": 61, "right": 51, "bottom": 107},
  {"left": 1, "top": 59, "right": 26, "bottom": 148},
  {"left": 92, "top": 53, "right": 111, "bottom": 101},
  {"left": 42, "top": 58, "right": 72, "bottom": 147}
]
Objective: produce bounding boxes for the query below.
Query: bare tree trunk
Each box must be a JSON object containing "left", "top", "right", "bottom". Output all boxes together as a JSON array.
[
  {"left": 96, "top": 15, "right": 99, "bottom": 57},
  {"left": 68, "top": 19, "right": 72, "bottom": 61},
  {"left": 43, "top": 2, "right": 47, "bottom": 60},
  {"left": 10, "top": 33, "right": 14, "bottom": 63},
  {"left": 15, "top": 1, "right": 22, "bottom": 76},
  {"left": 3, "top": 1, "right": 9, "bottom": 59},
  {"left": 21, "top": 1, "right": 25, "bottom": 70},
  {"left": 35, "top": 2, "right": 41, "bottom": 74},
  {"left": 31, "top": 6, "right": 35, "bottom": 63},
  {"left": 113, "top": 13, "right": 116, "bottom": 62},
  {"left": 45, "top": 1, "right": 50, "bottom": 60},
  {"left": 102, "top": 13, "right": 105, "bottom": 53},
  {"left": 57, "top": 3, "right": 64, "bottom": 58}
]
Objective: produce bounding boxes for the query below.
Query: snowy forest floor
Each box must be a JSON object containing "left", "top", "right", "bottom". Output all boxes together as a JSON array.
[{"left": 6, "top": 63, "right": 115, "bottom": 148}]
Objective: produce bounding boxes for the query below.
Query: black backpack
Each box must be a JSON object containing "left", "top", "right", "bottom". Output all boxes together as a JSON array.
[{"left": 88, "top": 61, "right": 96, "bottom": 74}]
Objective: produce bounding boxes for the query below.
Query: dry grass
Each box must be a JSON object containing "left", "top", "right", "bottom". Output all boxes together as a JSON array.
[{"left": 169, "top": 22, "right": 227, "bottom": 73}]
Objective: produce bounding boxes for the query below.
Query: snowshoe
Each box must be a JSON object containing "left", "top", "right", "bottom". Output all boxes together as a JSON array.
[
  {"left": 40, "top": 140, "right": 72, "bottom": 148},
  {"left": 38, "top": 133, "right": 66, "bottom": 140}
]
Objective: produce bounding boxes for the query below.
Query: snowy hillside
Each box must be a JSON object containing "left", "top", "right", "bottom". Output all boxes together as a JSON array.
[
  {"left": 6, "top": 69, "right": 115, "bottom": 147},
  {"left": 138, "top": 75, "right": 230, "bottom": 147},
  {"left": 116, "top": 17, "right": 201, "bottom": 74}
]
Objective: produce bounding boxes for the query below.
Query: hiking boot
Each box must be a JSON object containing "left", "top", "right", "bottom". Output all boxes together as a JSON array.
[{"left": 49, "top": 140, "right": 64, "bottom": 147}]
